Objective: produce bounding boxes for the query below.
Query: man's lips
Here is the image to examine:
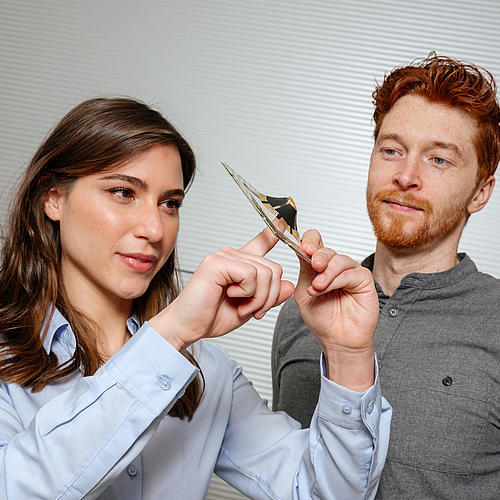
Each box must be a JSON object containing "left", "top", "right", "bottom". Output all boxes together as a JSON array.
[
  {"left": 383, "top": 198, "right": 425, "bottom": 212},
  {"left": 118, "top": 253, "right": 158, "bottom": 272}
]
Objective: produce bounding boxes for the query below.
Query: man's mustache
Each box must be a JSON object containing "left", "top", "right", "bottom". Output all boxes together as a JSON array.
[{"left": 374, "top": 189, "right": 433, "bottom": 214}]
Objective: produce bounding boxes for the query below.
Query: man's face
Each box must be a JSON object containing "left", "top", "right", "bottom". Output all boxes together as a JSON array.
[{"left": 366, "top": 94, "right": 480, "bottom": 249}]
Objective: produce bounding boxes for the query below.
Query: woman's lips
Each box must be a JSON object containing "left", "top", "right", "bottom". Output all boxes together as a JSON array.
[{"left": 118, "top": 253, "right": 157, "bottom": 272}]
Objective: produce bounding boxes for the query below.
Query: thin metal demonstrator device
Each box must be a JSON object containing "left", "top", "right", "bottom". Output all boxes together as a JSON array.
[{"left": 222, "top": 161, "right": 311, "bottom": 263}]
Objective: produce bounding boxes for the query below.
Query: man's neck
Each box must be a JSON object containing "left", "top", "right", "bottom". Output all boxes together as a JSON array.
[{"left": 372, "top": 237, "right": 460, "bottom": 296}]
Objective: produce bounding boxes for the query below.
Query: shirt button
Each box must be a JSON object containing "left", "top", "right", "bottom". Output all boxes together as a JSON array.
[
  {"left": 342, "top": 403, "right": 352, "bottom": 415},
  {"left": 442, "top": 376, "right": 453, "bottom": 386},
  {"left": 367, "top": 402, "right": 375, "bottom": 414},
  {"left": 388, "top": 307, "right": 398, "bottom": 317},
  {"left": 127, "top": 464, "right": 138, "bottom": 478},
  {"left": 157, "top": 374, "right": 172, "bottom": 391}
]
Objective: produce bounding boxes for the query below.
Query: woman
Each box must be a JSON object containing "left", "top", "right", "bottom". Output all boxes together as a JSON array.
[{"left": 0, "top": 97, "right": 390, "bottom": 499}]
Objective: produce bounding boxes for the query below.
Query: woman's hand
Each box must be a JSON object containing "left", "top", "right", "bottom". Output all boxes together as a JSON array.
[
  {"left": 149, "top": 229, "right": 294, "bottom": 350},
  {"left": 294, "top": 230, "right": 379, "bottom": 392}
]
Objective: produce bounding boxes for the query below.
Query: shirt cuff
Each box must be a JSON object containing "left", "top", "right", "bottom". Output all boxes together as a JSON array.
[
  {"left": 100, "top": 322, "right": 199, "bottom": 415},
  {"left": 317, "top": 353, "right": 381, "bottom": 438}
]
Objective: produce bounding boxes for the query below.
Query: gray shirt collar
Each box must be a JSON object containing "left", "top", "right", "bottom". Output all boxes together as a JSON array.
[{"left": 362, "top": 252, "right": 477, "bottom": 296}]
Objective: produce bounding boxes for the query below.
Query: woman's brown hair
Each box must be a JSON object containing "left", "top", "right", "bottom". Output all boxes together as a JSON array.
[{"left": 0, "top": 97, "right": 203, "bottom": 420}]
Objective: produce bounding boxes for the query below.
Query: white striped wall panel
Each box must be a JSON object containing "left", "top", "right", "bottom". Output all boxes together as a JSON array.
[{"left": 1, "top": 1, "right": 499, "bottom": 498}]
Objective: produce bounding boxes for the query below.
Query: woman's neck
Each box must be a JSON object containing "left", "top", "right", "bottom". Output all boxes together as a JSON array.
[{"left": 63, "top": 278, "right": 134, "bottom": 358}]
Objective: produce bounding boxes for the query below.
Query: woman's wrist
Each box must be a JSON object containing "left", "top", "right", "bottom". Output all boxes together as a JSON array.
[
  {"left": 322, "top": 345, "right": 375, "bottom": 393},
  {"left": 148, "top": 313, "right": 190, "bottom": 352}
]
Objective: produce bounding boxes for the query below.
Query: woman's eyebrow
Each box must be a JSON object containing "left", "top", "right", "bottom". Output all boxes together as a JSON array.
[
  {"left": 99, "top": 173, "right": 185, "bottom": 198},
  {"left": 100, "top": 173, "right": 148, "bottom": 189}
]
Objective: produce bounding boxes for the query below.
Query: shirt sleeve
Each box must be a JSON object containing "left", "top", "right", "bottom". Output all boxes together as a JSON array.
[
  {"left": 0, "top": 323, "right": 197, "bottom": 500},
  {"left": 215, "top": 352, "right": 392, "bottom": 499}
]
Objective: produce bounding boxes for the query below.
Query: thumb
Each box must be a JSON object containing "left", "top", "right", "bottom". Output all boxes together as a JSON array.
[
  {"left": 295, "top": 229, "right": 323, "bottom": 291},
  {"left": 296, "top": 254, "right": 316, "bottom": 292},
  {"left": 277, "top": 280, "right": 295, "bottom": 306}
]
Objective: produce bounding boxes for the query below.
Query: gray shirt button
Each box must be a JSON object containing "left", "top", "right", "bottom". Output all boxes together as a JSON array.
[
  {"left": 442, "top": 376, "right": 453, "bottom": 386},
  {"left": 367, "top": 402, "right": 375, "bottom": 414},
  {"left": 127, "top": 464, "right": 138, "bottom": 478},
  {"left": 388, "top": 307, "right": 398, "bottom": 317}
]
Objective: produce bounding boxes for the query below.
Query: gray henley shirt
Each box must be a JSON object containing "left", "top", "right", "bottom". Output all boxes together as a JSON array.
[{"left": 272, "top": 253, "right": 500, "bottom": 499}]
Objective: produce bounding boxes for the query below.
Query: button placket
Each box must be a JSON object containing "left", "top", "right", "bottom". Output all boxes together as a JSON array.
[{"left": 367, "top": 401, "right": 375, "bottom": 414}]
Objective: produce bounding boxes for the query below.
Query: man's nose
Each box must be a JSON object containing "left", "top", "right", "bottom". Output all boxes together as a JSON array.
[{"left": 393, "top": 154, "right": 422, "bottom": 190}]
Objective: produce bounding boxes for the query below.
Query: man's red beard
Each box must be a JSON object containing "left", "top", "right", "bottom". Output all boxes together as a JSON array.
[{"left": 366, "top": 188, "right": 469, "bottom": 249}]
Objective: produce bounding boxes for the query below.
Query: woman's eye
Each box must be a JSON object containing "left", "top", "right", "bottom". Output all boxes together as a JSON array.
[
  {"left": 162, "top": 199, "right": 183, "bottom": 213},
  {"left": 109, "top": 187, "right": 135, "bottom": 199}
]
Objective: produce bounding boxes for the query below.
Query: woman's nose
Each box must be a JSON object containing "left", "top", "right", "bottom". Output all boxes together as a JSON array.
[{"left": 134, "top": 204, "right": 164, "bottom": 242}]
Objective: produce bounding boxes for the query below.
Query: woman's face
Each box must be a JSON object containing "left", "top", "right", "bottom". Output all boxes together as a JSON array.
[{"left": 44, "top": 143, "right": 184, "bottom": 308}]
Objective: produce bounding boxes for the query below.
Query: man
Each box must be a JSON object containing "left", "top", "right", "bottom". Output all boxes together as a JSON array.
[{"left": 272, "top": 54, "right": 500, "bottom": 498}]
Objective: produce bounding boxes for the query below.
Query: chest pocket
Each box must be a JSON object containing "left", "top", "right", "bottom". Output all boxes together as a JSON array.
[{"left": 385, "top": 348, "right": 492, "bottom": 476}]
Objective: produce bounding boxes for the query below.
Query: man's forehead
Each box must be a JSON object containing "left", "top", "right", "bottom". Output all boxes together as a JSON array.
[{"left": 376, "top": 95, "right": 478, "bottom": 155}]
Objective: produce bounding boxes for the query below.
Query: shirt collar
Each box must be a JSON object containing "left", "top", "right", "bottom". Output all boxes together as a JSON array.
[
  {"left": 41, "top": 306, "right": 141, "bottom": 357},
  {"left": 362, "top": 252, "right": 477, "bottom": 291},
  {"left": 41, "top": 306, "right": 70, "bottom": 355}
]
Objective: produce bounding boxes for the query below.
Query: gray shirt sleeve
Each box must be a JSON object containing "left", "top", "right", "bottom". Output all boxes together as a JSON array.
[{"left": 272, "top": 297, "right": 322, "bottom": 428}]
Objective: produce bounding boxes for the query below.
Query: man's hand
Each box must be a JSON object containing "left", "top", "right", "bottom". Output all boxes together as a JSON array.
[
  {"left": 149, "top": 228, "right": 294, "bottom": 350},
  {"left": 294, "top": 230, "right": 379, "bottom": 392}
]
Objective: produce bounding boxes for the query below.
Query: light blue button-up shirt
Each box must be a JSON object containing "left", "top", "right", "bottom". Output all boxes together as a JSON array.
[{"left": 0, "top": 308, "right": 391, "bottom": 499}]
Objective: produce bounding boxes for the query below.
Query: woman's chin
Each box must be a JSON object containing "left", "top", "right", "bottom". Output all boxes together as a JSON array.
[{"left": 113, "top": 283, "right": 150, "bottom": 302}]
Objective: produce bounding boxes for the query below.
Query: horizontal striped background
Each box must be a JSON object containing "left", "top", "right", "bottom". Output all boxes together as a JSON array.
[{"left": 1, "top": 1, "right": 499, "bottom": 497}]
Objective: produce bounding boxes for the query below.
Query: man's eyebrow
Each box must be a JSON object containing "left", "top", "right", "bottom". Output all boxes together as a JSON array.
[
  {"left": 377, "top": 135, "right": 465, "bottom": 159},
  {"left": 430, "top": 141, "right": 464, "bottom": 159},
  {"left": 99, "top": 174, "right": 185, "bottom": 197},
  {"left": 377, "top": 133, "right": 401, "bottom": 143}
]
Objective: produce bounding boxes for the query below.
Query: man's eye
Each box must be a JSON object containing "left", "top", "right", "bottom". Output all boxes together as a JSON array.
[
  {"left": 109, "top": 187, "right": 135, "bottom": 199},
  {"left": 432, "top": 157, "right": 449, "bottom": 166},
  {"left": 381, "top": 148, "right": 397, "bottom": 157}
]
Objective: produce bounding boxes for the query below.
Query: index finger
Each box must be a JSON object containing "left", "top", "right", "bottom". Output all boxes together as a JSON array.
[{"left": 239, "top": 227, "right": 279, "bottom": 256}]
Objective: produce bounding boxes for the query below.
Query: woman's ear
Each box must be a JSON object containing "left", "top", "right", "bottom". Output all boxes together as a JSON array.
[{"left": 43, "top": 187, "right": 64, "bottom": 221}]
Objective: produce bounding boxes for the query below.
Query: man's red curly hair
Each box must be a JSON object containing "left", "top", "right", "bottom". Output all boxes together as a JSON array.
[{"left": 372, "top": 53, "right": 500, "bottom": 180}]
